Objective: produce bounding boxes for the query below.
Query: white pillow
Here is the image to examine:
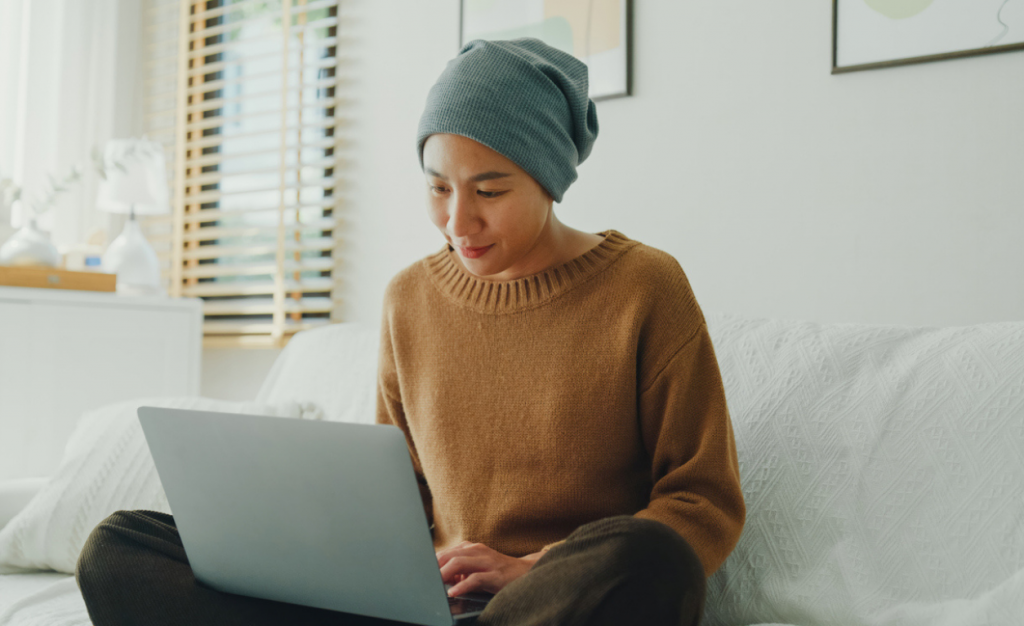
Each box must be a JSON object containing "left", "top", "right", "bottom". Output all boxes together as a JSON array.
[{"left": 0, "top": 396, "right": 324, "bottom": 575}]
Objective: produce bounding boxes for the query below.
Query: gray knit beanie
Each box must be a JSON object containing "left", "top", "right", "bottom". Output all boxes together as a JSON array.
[{"left": 416, "top": 37, "right": 599, "bottom": 204}]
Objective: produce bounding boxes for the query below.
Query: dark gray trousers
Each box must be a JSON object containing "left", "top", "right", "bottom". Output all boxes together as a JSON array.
[{"left": 76, "top": 510, "right": 705, "bottom": 626}]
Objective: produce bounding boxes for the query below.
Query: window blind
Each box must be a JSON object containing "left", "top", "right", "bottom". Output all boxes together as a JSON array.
[{"left": 140, "top": 0, "right": 342, "bottom": 348}]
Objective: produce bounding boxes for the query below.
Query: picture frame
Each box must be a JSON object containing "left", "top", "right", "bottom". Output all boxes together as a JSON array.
[
  {"left": 458, "top": 0, "right": 633, "bottom": 101},
  {"left": 832, "top": 0, "right": 1024, "bottom": 74}
]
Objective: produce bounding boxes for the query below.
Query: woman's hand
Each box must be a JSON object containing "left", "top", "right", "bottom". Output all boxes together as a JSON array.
[{"left": 436, "top": 541, "right": 544, "bottom": 597}]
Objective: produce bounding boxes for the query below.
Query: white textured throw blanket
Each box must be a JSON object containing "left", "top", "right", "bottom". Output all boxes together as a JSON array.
[{"left": 702, "top": 313, "right": 1024, "bottom": 626}]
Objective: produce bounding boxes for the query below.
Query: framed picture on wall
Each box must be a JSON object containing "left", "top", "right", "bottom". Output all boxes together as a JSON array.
[
  {"left": 459, "top": 0, "right": 633, "bottom": 101},
  {"left": 833, "top": 0, "right": 1024, "bottom": 73}
]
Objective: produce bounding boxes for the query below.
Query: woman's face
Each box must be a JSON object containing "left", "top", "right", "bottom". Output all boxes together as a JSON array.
[{"left": 423, "top": 133, "right": 555, "bottom": 281}]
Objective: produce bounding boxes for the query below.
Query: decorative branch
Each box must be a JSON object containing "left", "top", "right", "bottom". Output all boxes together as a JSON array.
[
  {"left": 1, "top": 139, "right": 164, "bottom": 220},
  {"left": 91, "top": 140, "right": 153, "bottom": 181},
  {"left": 30, "top": 164, "right": 87, "bottom": 217}
]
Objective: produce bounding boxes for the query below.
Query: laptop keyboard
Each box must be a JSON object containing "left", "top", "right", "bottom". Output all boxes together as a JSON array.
[
  {"left": 444, "top": 583, "right": 492, "bottom": 613},
  {"left": 444, "top": 585, "right": 492, "bottom": 616},
  {"left": 448, "top": 594, "right": 490, "bottom": 615}
]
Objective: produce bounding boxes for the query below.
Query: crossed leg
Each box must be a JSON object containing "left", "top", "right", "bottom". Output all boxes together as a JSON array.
[{"left": 76, "top": 511, "right": 705, "bottom": 626}]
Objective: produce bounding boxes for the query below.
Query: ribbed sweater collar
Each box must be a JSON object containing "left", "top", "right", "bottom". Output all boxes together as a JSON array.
[{"left": 424, "top": 229, "right": 637, "bottom": 314}]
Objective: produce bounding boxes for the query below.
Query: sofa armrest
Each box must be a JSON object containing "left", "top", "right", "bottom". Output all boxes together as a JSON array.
[{"left": 0, "top": 477, "right": 48, "bottom": 530}]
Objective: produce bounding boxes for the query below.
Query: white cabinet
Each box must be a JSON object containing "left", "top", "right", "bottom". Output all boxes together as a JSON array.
[{"left": 0, "top": 286, "right": 202, "bottom": 481}]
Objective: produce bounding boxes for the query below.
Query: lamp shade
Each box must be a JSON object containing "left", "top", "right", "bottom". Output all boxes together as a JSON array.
[{"left": 95, "top": 138, "right": 170, "bottom": 215}]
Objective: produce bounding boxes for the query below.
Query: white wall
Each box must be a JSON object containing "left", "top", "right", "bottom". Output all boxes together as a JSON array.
[
  {"left": 195, "top": 0, "right": 1024, "bottom": 399},
  {"left": 201, "top": 348, "right": 282, "bottom": 402}
]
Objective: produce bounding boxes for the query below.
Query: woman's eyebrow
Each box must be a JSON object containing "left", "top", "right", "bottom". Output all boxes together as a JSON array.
[{"left": 425, "top": 167, "right": 512, "bottom": 182}]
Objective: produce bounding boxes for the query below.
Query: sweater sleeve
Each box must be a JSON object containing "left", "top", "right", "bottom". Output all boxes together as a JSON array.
[
  {"left": 632, "top": 320, "right": 745, "bottom": 577},
  {"left": 376, "top": 300, "right": 434, "bottom": 532},
  {"left": 376, "top": 383, "right": 434, "bottom": 530}
]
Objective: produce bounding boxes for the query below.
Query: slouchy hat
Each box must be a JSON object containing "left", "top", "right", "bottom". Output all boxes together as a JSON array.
[{"left": 416, "top": 37, "right": 599, "bottom": 204}]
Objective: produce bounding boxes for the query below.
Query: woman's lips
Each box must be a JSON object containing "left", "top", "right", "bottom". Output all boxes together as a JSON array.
[{"left": 458, "top": 244, "right": 493, "bottom": 259}]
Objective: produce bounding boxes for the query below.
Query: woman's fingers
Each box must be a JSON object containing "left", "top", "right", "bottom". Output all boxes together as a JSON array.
[
  {"left": 435, "top": 544, "right": 533, "bottom": 597},
  {"left": 436, "top": 541, "right": 483, "bottom": 568},
  {"left": 435, "top": 542, "right": 468, "bottom": 562},
  {"left": 439, "top": 555, "right": 491, "bottom": 583},
  {"left": 448, "top": 571, "right": 498, "bottom": 597}
]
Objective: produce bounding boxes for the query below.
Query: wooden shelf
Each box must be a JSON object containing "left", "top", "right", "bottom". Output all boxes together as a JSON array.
[{"left": 0, "top": 266, "right": 116, "bottom": 292}]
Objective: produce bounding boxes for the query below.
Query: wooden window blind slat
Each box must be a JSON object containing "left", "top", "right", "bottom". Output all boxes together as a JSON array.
[
  {"left": 185, "top": 107, "right": 337, "bottom": 135},
  {"left": 143, "top": 199, "right": 339, "bottom": 225},
  {"left": 172, "top": 236, "right": 334, "bottom": 261},
  {"left": 181, "top": 136, "right": 344, "bottom": 166},
  {"left": 182, "top": 276, "right": 333, "bottom": 297},
  {"left": 187, "top": 159, "right": 337, "bottom": 185},
  {"left": 187, "top": 71, "right": 336, "bottom": 97},
  {"left": 184, "top": 112, "right": 339, "bottom": 143},
  {"left": 146, "top": 217, "right": 336, "bottom": 244},
  {"left": 183, "top": 176, "right": 340, "bottom": 205},
  {"left": 186, "top": 93, "right": 337, "bottom": 115},
  {"left": 181, "top": 256, "right": 334, "bottom": 280},
  {"left": 146, "top": 212, "right": 323, "bottom": 231},
  {"left": 202, "top": 296, "right": 335, "bottom": 315}
]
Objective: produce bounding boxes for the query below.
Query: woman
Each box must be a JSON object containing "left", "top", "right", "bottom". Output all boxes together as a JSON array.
[{"left": 75, "top": 38, "right": 744, "bottom": 626}]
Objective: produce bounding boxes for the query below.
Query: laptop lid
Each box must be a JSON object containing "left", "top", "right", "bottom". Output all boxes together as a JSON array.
[{"left": 137, "top": 406, "right": 457, "bottom": 626}]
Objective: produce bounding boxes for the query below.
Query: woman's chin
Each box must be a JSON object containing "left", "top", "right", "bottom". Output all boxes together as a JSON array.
[
  {"left": 463, "top": 260, "right": 510, "bottom": 280},
  {"left": 464, "top": 263, "right": 494, "bottom": 278}
]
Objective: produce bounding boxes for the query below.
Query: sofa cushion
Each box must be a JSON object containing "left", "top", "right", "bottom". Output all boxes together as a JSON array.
[
  {"left": 255, "top": 322, "right": 380, "bottom": 424},
  {"left": 702, "top": 312, "right": 1024, "bottom": 626}
]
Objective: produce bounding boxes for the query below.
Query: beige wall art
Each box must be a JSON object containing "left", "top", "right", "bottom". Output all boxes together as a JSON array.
[
  {"left": 834, "top": 0, "right": 1024, "bottom": 73},
  {"left": 459, "top": 0, "right": 632, "bottom": 100}
]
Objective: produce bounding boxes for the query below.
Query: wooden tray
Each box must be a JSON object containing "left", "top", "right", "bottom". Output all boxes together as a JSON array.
[{"left": 0, "top": 265, "right": 116, "bottom": 292}]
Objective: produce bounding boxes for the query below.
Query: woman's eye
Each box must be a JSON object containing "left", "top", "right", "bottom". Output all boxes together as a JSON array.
[{"left": 429, "top": 186, "right": 502, "bottom": 198}]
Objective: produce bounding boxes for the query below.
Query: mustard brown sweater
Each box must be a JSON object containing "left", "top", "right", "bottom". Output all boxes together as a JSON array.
[{"left": 375, "top": 229, "right": 745, "bottom": 577}]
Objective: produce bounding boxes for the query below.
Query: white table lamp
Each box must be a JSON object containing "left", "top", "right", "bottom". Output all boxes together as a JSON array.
[{"left": 97, "top": 138, "right": 171, "bottom": 296}]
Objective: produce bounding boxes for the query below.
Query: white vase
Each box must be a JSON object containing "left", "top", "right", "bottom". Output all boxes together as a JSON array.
[
  {"left": 102, "top": 218, "right": 165, "bottom": 296},
  {"left": 0, "top": 216, "right": 62, "bottom": 268}
]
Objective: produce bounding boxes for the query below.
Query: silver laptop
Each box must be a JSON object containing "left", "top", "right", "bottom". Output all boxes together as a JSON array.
[{"left": 137, "top": 406, "right": 492, "bottom": 625}]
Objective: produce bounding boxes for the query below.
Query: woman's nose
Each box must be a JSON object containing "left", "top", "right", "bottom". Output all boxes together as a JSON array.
[{"left": 447, "top": 192, "right": 481, "bottom": 237}]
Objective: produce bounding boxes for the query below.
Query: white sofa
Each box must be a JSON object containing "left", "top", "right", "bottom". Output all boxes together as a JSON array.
[{"left": 1, "top": 313, "right": 1022, "bottom": 626}]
